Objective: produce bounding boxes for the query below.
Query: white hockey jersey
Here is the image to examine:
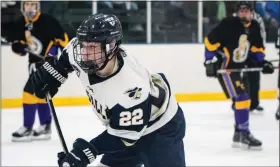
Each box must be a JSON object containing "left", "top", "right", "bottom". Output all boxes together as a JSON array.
[{"left": 61, "top": 38, "right": 178, "bottom": 142}]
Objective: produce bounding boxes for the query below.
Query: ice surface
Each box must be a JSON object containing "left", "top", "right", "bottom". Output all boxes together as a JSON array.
[{"left": 1, "top": 100, "right": 279, "bottom": 166}]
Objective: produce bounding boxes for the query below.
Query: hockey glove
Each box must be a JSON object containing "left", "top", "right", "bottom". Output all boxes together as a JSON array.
[
  {"left": 28, "top": 61, "right": 44, "bottom": 75},
  {"left": 31, "top": 56, "right": 68, "bottom": 99},
  {"left": 204, "top": 59, "right": 219, "bottom": 77},
  {"left": 58, "top": 138, "right": 97, "bottom": 167},
  {"left": 11, "top": 41, "right": 27, "bottom": 56},
  {"left": 262, "top": 60, "right": 274, "bottom": 74}
]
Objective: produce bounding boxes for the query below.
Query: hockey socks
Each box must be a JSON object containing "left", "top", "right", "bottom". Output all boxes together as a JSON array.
[
  {"left": 37, "top": 103, "right": 52, "bottom": 125},
  {"left": 23, "top": 104, "right": 37, "bottom": 128},
  {"left": 233, "top": 93, "right": 250, "bottom": 132}
]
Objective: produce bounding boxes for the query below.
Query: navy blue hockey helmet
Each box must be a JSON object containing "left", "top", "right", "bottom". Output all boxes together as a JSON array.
[{"left": 73, "top": 13, "right": 123, "bottom": 74}]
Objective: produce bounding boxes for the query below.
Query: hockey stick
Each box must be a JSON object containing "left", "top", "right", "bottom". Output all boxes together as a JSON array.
[
  {"left": 27, "top": 50, "right": 69, "bottom": 153},
  {"left": 215, "top": 50, "right": 280, "bottom": 73},
  {"left": 46, "top": 93, "right": 69, "bottom": 154},
  {"left": 26, "top": 49, "right": 46, "bottom": 60},
  {"left": 217, "top": 66, "right": 279, "bottom": 73},
  {"left": 217, "top": 67, "right": 263, "bottom": 73},
  {"left": 269, "top": 59, "right": 279, "bottom": 63}
]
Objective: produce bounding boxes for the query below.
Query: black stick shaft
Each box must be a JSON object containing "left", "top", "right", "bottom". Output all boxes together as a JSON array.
[
  {"left": 46, "top": 93, "right": 69, "bottom": 154},
  {"left": 269, "top": 59, "right": 279, "bottom": 63},
  {"left": 217, "top": 66, "right": 279, "bottom": 73}
]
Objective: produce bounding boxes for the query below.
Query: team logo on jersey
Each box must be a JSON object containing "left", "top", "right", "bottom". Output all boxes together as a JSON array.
[
  {"left": 25, "top": 30, "right": 42, "bottom": 55},
  {"left": 72, "top": 65, "right": 81, "bottom": 77},
  {"left": 87, "top": 86, "right": 94, "bottom": 94},
  {"left": 25, "top": 22, "right": 33, "bottom": 31},
  {"left": 233, "top": 34, "right": 250, "bottom": 63},
  {"left": 124, "top": 87, "right": 142, "bottom": 100}
]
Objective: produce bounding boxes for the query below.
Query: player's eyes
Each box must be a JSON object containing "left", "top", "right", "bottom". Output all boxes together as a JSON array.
[
  {"left": 241, "top": 9, "right": 249, "bottom": 13},
  {"left": 81, "top": 45, "right": 96, "bottom": 50}
]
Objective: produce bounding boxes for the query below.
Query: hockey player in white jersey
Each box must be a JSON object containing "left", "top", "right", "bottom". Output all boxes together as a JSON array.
[{"left": 31, "top": 13, "right": 186, "bottom": 167}]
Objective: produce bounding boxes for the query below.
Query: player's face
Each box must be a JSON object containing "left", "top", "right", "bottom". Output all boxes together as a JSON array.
[
  {"left": 80, "top": 42, "right": 106, "bottom": 67},
  {"left": 238, "top": 8, "right": 252, "bottom": 23},
  {"left": 24, "top": 2, "right": 37, "bottom": 13}
]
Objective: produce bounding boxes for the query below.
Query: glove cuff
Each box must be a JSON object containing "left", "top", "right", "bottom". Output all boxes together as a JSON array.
[
  {"left": 204, "top": 59, "right": 214, "bottom": 67},
  {"left": 73, "top": 138, "right": 97, "bottom": 164},
  {"left": 45, "top": 57, "right": 68, "bottom": 74},
  {"left": 42, "top": 57, "right": 68, "bottom": 84}
]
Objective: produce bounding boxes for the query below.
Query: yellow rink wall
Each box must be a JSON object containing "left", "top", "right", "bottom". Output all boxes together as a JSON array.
[{"left": 1, "top": 90, "right": 277, "bottom": 109}]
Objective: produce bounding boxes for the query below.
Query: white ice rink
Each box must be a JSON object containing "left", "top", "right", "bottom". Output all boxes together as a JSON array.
[{"left": 2, "top": 100, "right": 279, "bottom": 166}]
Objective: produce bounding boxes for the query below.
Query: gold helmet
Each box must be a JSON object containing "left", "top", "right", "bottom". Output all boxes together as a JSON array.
[{"left": 20, "top": 0, "right": 40, "bottom": 20}]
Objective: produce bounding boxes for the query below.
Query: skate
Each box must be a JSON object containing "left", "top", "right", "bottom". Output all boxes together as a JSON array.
[
  {"left": 250, "top": 105, "right": 264, "bottom": 113},
  {"left": 12, "top": 126, "right": 33, "bottom": 142},
  {"left": 232, "top": 127, "right": 241, "bottom": 148},
  {"left": 32, "top": 124, "right": 52, "bottom": 141},
  {"left": 232, "top": 129, "right": 262, "bottom": 150},
  {"left": 255, "top": 105, "right": 264, "bottom": 111}
]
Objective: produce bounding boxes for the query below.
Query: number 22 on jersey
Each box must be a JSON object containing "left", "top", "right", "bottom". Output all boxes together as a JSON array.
[{"left": 119, "top": 109, "right": 144, "bottom": 126}]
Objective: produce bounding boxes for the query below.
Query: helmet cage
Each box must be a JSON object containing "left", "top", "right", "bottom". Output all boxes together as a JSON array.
[
  {"left": 73, "top": 39, "right": 119, "bottom": 74},
  {"left": 236, "top": 1, "right": 253, "bottom": 24},
  {"left": 20, "top": 1, "right": 40, "bottom": 20}
]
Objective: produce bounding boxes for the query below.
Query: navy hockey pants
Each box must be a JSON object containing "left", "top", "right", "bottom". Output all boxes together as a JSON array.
[{"left": 101, "top": 106, "right": 186, "bottom": 167}]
